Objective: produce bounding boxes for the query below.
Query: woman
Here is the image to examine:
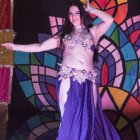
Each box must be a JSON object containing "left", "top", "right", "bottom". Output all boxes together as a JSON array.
[{"left": 2, "top": 1, "right": 120, "bottom": 140}]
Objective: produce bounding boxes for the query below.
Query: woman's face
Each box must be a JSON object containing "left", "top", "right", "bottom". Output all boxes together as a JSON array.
[{"left": 69, "top": 6, "right": 82, "bottom": 28}]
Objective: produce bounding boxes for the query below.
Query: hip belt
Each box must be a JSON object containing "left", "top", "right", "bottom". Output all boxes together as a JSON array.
[{"left": 57, "top": 63, "right": 97, "bottom": 84}]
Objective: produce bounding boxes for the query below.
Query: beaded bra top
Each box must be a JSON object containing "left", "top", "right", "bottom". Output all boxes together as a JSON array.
[{"left": 62, "top": 28, "right": 96, "bottom": 52}]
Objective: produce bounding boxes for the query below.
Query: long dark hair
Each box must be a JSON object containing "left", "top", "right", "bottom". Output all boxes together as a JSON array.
[{"left": 57, "top": 1, "right": 99, "bottom": 63}]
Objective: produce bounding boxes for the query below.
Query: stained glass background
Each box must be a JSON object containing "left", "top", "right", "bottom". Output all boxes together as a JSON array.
[{"left": 6, "top": 0, "right": 140, "bottom": 140}]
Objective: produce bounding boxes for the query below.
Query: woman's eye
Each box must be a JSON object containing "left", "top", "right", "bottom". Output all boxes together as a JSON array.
[
  {"left": 69, "top": 12, "right": 80, "bottom": 16},
  {"left": 76, "top": 12, "right": 80, "bottom": 15}
]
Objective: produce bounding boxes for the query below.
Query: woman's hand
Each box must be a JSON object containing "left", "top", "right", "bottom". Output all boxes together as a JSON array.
[
  {"left": 85, "top": 0, "right": 91, "bottom": 11},
  {"left": 84, "top": 0, "right": 95, "bottom": 14},
  {"left": 1, "top": 43, "right": 15, "bottom": 51}
]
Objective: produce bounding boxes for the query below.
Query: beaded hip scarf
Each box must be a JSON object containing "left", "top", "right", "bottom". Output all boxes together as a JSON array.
[{"left": 57, "top": 64, "right": 97, "bottom": 84}]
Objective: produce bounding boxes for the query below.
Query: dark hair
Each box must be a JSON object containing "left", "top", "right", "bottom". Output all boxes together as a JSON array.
[{"left": 57, "top": 1, "right": 98, "bottom": 63}]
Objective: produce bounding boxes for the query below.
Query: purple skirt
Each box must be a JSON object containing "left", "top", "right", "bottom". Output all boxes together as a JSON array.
[{"left": 56, "top": 65, "right": 120, "bottom": 140}]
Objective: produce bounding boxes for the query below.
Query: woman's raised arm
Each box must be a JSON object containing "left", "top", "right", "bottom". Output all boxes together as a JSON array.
[
  {"left": 85, "top": 0, "right": 113, "bottom": 42},
  {"left": 1, "top": 35, "right": 60, "bottom": 52}
]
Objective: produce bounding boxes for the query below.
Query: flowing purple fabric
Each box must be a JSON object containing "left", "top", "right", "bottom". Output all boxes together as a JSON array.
[{"left": 56, "top": 76, "right": 120, "bottom": 140}]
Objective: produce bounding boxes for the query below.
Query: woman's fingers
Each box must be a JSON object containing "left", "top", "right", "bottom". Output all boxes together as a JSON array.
[
  {"left": 86, "top": 0, "right": 90, "bottom": 6},
  {"left": 84, "top": 2, "right": 89, "bottom": 11},
  {"left": 85, "top": 0, "right": 91, "bottom": 11}
]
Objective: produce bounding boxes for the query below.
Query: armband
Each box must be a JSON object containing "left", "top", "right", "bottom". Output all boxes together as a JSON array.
[{"left": 15, "top": 44, "right": 21, "bottom": 51}]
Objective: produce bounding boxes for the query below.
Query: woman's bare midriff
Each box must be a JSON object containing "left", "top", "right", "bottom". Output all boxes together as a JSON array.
[{"left": 62, "top": 46, "right": 94, "bottom": 71}]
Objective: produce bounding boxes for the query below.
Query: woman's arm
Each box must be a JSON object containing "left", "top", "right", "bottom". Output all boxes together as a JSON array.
[
  {"left": 85, "top": 0, "right": 113, "bottom": 42},
  {"left": 1, "top": 35, "right": 60, "bottom": 52}
]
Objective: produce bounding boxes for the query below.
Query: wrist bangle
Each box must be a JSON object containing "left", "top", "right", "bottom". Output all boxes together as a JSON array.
[
  {"left": 15, "top": 44, "right": 20, "bottom": 51},
  {"left": 89, "top": 7, "right": 95, "bottom": 14}
]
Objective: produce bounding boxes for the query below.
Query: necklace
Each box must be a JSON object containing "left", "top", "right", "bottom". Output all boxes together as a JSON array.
[{"left": 73, "top": 27, "right": 85, "bottom": 33}]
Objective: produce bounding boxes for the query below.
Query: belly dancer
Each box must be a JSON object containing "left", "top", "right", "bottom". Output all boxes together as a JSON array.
[{"left": 2, "top": 1, "right": 121, "bottom": 140}]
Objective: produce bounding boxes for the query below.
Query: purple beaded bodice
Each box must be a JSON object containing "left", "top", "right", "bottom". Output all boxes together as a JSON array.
[{"left": 62, "top": 28, "right": 96, "bottom": 52}]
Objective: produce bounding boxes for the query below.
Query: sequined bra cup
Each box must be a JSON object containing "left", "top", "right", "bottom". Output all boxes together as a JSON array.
[{"left": 62, "top": 28, "right": 96, "bottom": 52}]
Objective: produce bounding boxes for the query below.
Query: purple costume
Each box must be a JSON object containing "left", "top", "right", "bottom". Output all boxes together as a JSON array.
[{"left": 56, "top": 28, "right": 120, "bottom": 140}]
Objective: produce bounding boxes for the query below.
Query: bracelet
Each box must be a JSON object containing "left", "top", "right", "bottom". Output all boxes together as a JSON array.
[
  {"left": 15, "top": 44, "right": 20, "bottom": 51},
  {"left": 89, "top": 7, "right": 95, "bottom": 14}
]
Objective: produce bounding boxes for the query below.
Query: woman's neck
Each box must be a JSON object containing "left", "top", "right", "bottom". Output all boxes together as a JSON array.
[
  {"left": 74, "top": 25, "right": 84, "bottom": 29},
  {"left": 73, "top": 26, "right": 86, "bottom": 33}
]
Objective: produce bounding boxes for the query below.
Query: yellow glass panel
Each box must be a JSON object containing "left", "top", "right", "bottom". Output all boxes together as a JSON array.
[
  {"left": 0, "top": 30, "right": 14, "bottom": 65},
  {"left": 80, "top": 0, "right": 87, "bottom": 4},
  {"left": 109, "top": 87, "right": 128, "bottom": 109},
  {"left": 118, "top": 0, "right": 128, "bottom": 5},
  {"left": 116, "top": 116, "right": 128, "bottom": 130}
]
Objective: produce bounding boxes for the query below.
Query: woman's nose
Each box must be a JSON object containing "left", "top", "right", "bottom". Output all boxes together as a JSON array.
[{"left": 72, "top": 14, "right": 77, "bottom": 19}]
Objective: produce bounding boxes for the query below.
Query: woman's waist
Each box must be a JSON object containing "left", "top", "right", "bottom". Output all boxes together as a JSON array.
[
  {"left": 63, "top": 50, "right": 93, "bottom": 66},
  {"left": 62, "top": 58, "right": 94, "bottom": 71}
]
